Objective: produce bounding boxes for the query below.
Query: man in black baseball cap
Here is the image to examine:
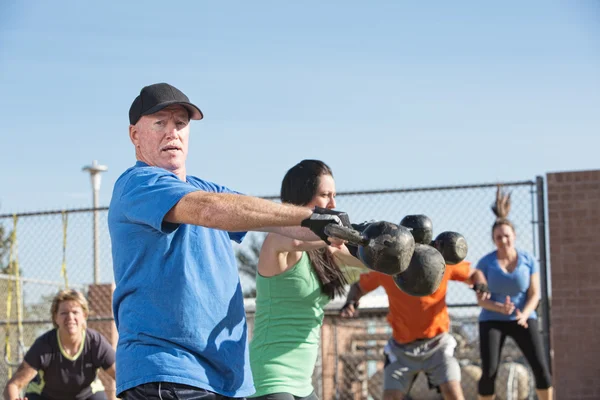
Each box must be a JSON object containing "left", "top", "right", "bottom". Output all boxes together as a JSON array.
[
  {"left": 109, "top": 83, "right": 351, "bottom": 399},
  {"left": 128, "top": 82, "right": 203, "bottom": 125}
]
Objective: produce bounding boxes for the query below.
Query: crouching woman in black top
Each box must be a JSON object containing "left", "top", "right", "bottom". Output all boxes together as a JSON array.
[{"left": 3, "top": 289, "right": 116, "bottom": 400}]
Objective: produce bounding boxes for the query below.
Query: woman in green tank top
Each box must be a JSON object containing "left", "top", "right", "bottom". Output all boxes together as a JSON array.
[{"left": 249, "top": 160, "right": 365, "bottom": 400}]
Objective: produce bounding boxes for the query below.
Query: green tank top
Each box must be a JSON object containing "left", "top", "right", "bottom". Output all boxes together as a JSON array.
[{"left": 249, "top": 252, "right": 330, "bottom": 397}]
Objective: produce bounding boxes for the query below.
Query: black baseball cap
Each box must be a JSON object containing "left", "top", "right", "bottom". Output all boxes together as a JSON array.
[{"left": 129, "top": 83, "right": 203, "bottom": 125}]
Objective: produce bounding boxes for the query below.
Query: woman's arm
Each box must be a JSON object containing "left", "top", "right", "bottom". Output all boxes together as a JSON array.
[
  {"left": 514, "top": 272, "right": 541, "bottom": 328},
  {"left": 522, "top": 272, "right": 541, "bottom": 316},
  {"left": 478, "top": 295, "right": 516, "bottom": 316},
  {"left": 329, "top": 245, "right": 366, "bottom": 270},
  {"left": 103, "top": 363, "right": 116, "bottom": 380},
  {"left": 268, "top": 234, "right": 330, "bottom": 253},
  {"left": 3, "top": 361, "right": 38, "bottom": 400},
  {"left": 257, "top": 233, "right": 331, "bottom": 277}
]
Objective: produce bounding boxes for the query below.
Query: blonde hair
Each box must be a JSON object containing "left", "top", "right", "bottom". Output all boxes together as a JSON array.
[
  {"left": 491, "top": 185, "right": 515, "bottom": 237},
  {"left": 50, "top": 289, "right": 89, "bottom": 329}
]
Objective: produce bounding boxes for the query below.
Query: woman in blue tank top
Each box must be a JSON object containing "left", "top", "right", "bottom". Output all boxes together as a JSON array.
[{"left": 475, "top": 186, "right": 553, "bottom": 400}]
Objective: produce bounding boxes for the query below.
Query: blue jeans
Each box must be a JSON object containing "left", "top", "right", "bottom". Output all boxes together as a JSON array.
[{"left": 120, "top": 382, "right": 244, "bottom": 400}]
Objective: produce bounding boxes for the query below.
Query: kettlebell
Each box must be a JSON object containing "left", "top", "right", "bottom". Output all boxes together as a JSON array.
[
  {"left": 324, "top": 221, "right": 415, "bottom": 276},
  {"left": 431, "top": 231, "right": 468, "bottom": 265},
  {"left": 394, "top": 244, "right": 446, "bottom": 296},
  {"left": 399, "top": 215, "right": 433, "bottom": 244}
]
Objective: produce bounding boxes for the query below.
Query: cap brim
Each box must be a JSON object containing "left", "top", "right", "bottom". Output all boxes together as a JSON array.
[{"left": 142, "top": 100, "right": 203, "bottom": 121}]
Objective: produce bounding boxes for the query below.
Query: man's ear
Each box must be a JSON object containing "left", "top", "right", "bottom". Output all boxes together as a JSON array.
[{"left": 129, "top": 124, "right": 138, "bottom": 146}]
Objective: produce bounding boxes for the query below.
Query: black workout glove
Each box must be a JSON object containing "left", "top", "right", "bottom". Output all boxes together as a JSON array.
[
  {"left": 301, "top": 207, "right": 350, "bottom": 243},
  {"left": 340, "top": 300, "right": 359, "bottom": 316},
  {"left": 473, "top": 283, "right": 489, "bottom": 294},
  {"left": 312, "top": 206, "right": 352, "bottom": 227}
]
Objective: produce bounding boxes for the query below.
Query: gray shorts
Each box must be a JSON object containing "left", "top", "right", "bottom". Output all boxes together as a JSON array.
[{"left": 383, "top": 333, "right": 461, "bottom": 394}]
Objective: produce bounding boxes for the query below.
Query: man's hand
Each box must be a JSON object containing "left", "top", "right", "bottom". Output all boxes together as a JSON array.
[
  {"left": 312, "top": 207, "right": 352, "bottom": 227},
  {"left": 340, "top": 301, "right": 359, "bottom": 318},
  {"left": 301, "top": 207, "right": 350, "bottom": 243}
]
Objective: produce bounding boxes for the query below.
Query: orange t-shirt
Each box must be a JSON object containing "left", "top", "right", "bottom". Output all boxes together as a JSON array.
[{"left": 358, "top": 261, "right": 471, "bottom": 344}]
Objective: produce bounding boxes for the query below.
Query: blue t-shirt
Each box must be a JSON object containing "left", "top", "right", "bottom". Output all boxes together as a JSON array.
[
  {"left": 108, "top": 161, "right": 253, "bottom": 397},
  {"left": 476, "top": 249, "right": 539, "bottom": 322}
]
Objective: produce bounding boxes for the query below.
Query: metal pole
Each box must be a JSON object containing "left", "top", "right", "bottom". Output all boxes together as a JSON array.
[
  {"left": 83, "top": 160, "right": 108, "bottom": 285},
  {"left": 535, "top": 175, "right": 552, "bottom": 373},
  {"left": 93, "top": 185, "right": 100, "bottom": 284}
]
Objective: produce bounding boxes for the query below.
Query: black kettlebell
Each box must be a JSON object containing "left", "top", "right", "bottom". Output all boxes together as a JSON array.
[
  {"left": 358, "top": 222, "right": 416, "bottom": 275},
  {"left": 400, "top": 215, "right": 433, "bottom": 244},
  {"left": 394, "top": 244, "right": 446, "bottom": 297},
  {"left": 400, "top": 215, "right": 469, "bottom": 265},
  {"left": 431, "top": 231, "right": 468, "bottom": 265},
  {"left": 324, "top": 221, "right": 415, "bottom": 276}
]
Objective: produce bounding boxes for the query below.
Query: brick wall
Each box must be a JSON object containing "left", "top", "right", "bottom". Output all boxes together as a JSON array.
[{"left": 547, "top": 169, "right": 600, "bottom": 399}]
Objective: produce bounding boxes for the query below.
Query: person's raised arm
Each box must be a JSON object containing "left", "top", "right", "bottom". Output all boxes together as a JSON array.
[
  {"left": 165, "top": 192, "right": 312, "bottom": 230},
  {"left": 165, "top": 192, "right": 347, "bottom": 242},
  {"left": 263, "top": 232, "right": 330, "bottom": 254},
  {"left": 3, "top": 361, "right": 38, "bottom": 400}
]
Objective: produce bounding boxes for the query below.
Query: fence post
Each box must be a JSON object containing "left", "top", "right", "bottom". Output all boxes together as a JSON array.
[
  {"left": 535, "top": 176, "right": 552, "bottom": 373},
  {"left": 333, "top": 320, "right": 339, "bottom": 400},
  {"left": 88, "top": 283, "right": 118, "bottom": 400}
]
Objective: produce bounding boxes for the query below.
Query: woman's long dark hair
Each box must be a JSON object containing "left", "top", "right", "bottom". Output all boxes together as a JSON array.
[{"left": 281, "top": 159, "right": 348, "bottom": 299}]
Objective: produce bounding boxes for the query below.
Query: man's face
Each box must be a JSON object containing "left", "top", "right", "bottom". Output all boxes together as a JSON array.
[{"left": 129, "top": 105, "right": 190, "bottom": 174}]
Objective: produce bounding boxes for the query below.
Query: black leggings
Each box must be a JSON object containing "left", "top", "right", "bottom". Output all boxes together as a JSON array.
[
  {"left": 252, "top": 392, "right": 318, "bottom": 400},
  {"left": 478, "top": 319, "right": 552, "bottom": 395},
  {"left": 25, "top": 392, "right": 107, "bottom": 400}
]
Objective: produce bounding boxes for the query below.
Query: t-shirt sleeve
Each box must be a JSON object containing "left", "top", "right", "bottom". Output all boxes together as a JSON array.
[
  {"left": 23, "top": 336, "right": 48, "bottom": 371},
  {"left": 91, "top": 331, "right": 116, "bottom": 370},
  {"left": 526, "top": 252, "right": 540, "bottom": 274},
  {"left": 117, "top": 169, "right": 200, "bottom": 234},
  {"left": 358, "top": 272, "right": 382, "bottom": 294},
  {"left": 450, "top": 261, "right": 471, "bottom": 282}
]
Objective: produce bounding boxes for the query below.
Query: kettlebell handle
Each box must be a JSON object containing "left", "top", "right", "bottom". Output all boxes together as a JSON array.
[{"left": 324, "top": 224, "right": 370, "bottom": 247}]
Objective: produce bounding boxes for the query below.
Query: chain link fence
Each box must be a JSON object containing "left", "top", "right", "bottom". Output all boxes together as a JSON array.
[
  {"left": 0, "top": 179, "right": 548, "bottom": 399},
  {"left": 240, "top": 179, "right": 548, "bottom": 400}
]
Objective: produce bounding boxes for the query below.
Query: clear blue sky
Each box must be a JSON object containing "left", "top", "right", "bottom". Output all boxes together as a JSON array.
[{"left": 1, "top": 1, "right": 599, "bottom": 213}]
